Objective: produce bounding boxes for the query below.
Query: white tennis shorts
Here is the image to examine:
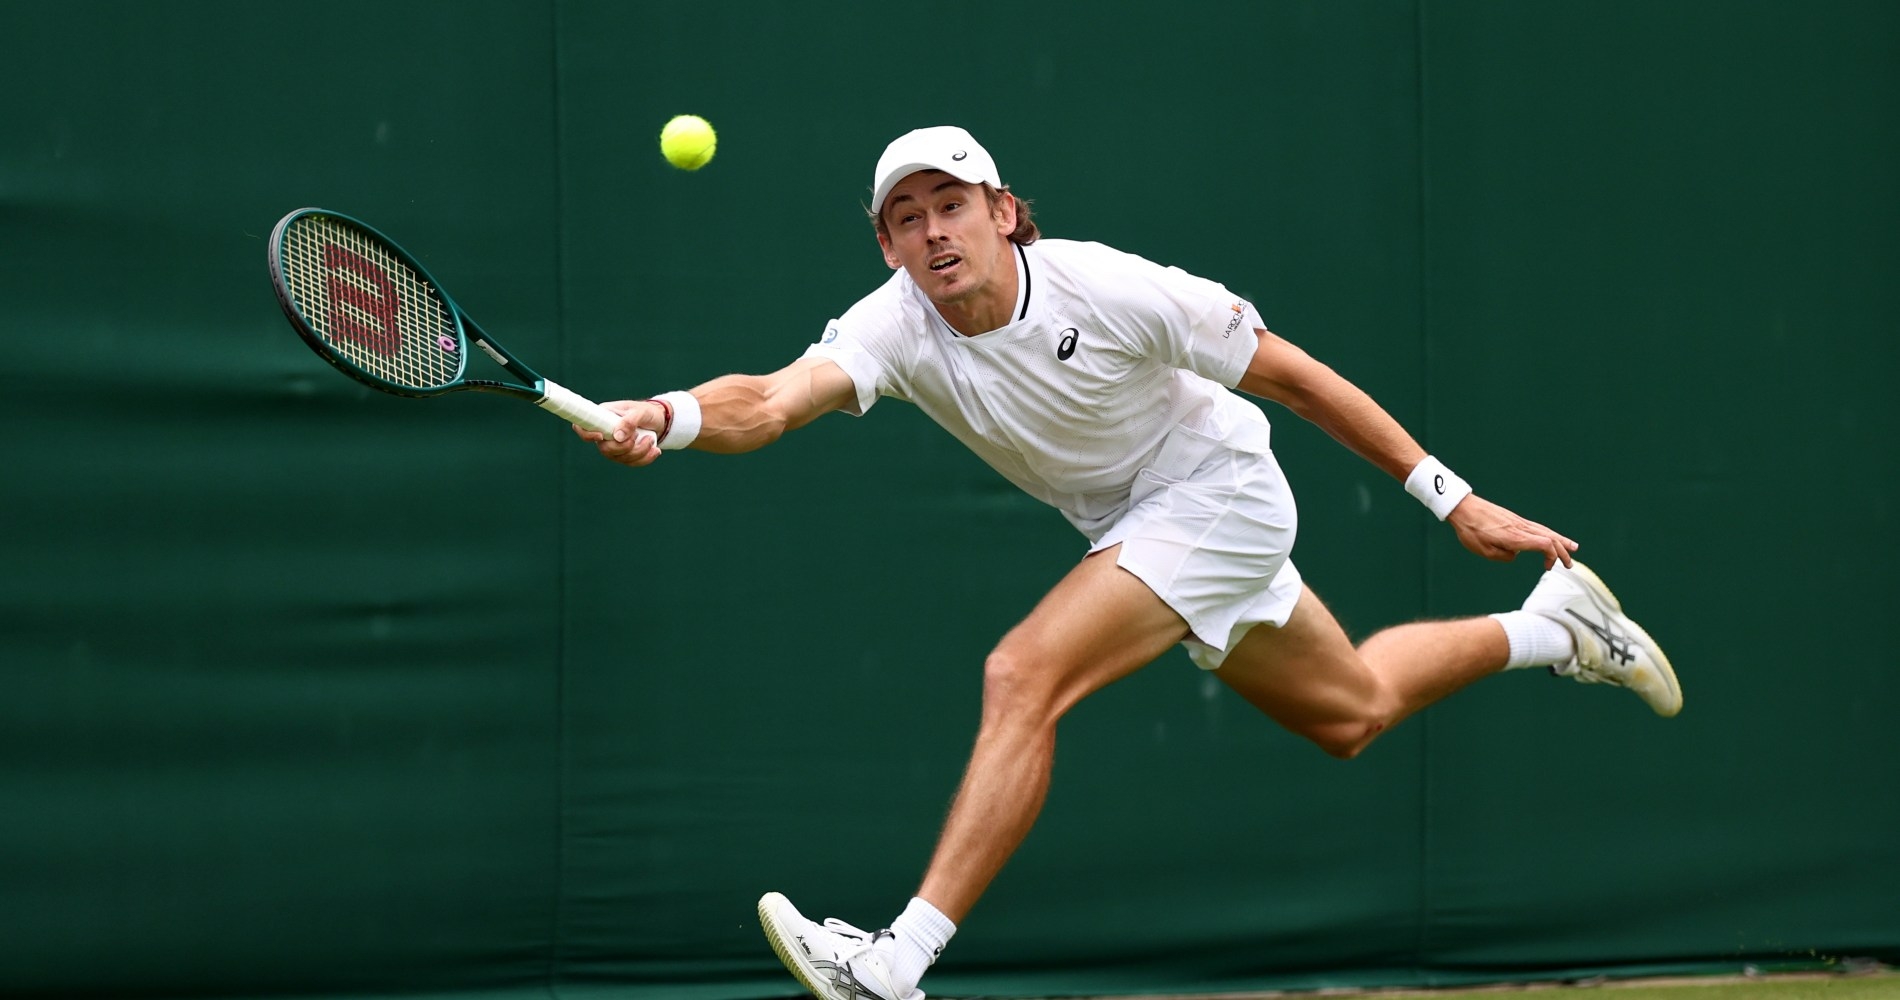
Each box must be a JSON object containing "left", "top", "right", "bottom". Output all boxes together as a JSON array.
[{"left": 1089, "top": 424, "right": 1303, "bottom": 670}]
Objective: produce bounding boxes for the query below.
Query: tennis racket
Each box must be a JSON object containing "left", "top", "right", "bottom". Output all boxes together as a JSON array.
[{"left": 268, "top": 207, "right": 649, "bottom": 445}]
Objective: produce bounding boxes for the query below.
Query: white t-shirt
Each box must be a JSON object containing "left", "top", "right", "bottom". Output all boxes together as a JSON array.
[{"left": 803, "top": 238, "right": 1274, "bottom": 539}]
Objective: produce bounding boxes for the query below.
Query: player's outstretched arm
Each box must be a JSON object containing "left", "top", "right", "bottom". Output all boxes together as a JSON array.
[
  {"left": 1235, "top": 326, "right": 1426, "bottom": 481},
  {"left": 1236, "top": 327, "right": 1576, "bottom": 568},
  {"left": 577, "top": 356, "right": 858, "bottom": 468}
]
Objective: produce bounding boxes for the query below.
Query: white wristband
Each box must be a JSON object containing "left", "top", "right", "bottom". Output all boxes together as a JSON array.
[
  {"left": 1404, "top": 455, "right": 1473, "bottom": 520},
  {"left": 653, "top": 391, "right": 701, "bottom": 450}
]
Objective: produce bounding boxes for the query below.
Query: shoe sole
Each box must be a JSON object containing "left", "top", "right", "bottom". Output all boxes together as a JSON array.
[
  {"left": 758, "top": 892, "right": 832, "bottom": 1000},
  {"left": 1567, "top": 562, "right": 1683, "bottom": 717}
]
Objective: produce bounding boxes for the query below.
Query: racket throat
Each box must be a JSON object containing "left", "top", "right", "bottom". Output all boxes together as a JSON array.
[{"left": 472, "top": 337, "right": 513, "bottom": 368}]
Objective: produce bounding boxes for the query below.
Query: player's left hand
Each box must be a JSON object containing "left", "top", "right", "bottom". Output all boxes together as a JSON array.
[{"left": 1445, "top": 495, "right": 1578, "bottom": 569}]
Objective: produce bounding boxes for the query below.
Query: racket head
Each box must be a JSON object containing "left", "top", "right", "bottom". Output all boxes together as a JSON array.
[{"left": 268, "top": 208, "right": 470, "bottom": 397}]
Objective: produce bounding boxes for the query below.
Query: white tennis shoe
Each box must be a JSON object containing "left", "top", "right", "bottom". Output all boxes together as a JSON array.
[
  {"left": 1523, "top": 561, "right": 1682, "bottom": 717},
  {"left": 758, "top": 892, "right": 922, "bottom": 1000}
]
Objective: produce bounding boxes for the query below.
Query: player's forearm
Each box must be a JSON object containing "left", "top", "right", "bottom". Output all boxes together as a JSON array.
[
  {"left": 684, "top": 374, "right": 794, "bottom": 453},
  {"left": 1243, "top": 346, "right": 1425, "bottom": 482},
  {"left": 1295, "top": 375, "right": 1428, "bottom": 483},
  {"left": 655, "top": 358, "right": 853, "bottom": 455}
]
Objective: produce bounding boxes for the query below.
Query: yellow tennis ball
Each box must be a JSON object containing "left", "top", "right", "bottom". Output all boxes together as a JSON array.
[{"left": 660, "top": 115, "right": 716, "bottom": 171}]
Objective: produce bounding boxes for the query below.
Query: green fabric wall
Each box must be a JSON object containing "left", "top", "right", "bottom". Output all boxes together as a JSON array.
[{"left": 2, "top": 2, "right": 1893, "bottom": 997}]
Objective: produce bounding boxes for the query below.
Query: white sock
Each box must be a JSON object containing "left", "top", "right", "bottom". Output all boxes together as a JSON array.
[
  {"left": 1489, "top": 610, "right": 1576, "bottom": 669},
  {"left": 889, "top": 896, "right": 956, "bottom": 993}
]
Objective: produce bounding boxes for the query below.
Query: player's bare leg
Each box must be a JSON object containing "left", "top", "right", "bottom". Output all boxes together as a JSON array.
[
  {"left": 758, "top": 546, "right": 1191, "bottom": 1000},
  {"left": 1211, "top": 586, "right": 1509, "bottom": 759},
  {"left": 914, "top": 544, "right": 1190, "bottom": 922},
  {"left": 763, "top": 548, "right": 1189, "bottom": 998}
]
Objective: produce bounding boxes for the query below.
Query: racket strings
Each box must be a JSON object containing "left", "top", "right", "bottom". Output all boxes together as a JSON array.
[{"left": 280, "top": 216, "right": 461, "bottom": 391}]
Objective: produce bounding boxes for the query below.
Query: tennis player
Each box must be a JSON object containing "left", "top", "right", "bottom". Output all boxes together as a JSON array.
[{"left": 580, "top": 126, "right": 1681, "bottom": 1000}]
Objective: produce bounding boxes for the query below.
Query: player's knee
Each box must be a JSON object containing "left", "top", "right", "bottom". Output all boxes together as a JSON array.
[{"left": 979, "top": 648, "right": 1061, "bottom": 729}]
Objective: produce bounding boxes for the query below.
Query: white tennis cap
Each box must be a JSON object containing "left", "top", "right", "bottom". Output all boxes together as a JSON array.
[{"left": 870, "top": 126, "right": 1002, "bottom": 213}]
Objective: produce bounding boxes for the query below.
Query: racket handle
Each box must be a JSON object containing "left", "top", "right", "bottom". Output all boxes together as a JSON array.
[{"left": 539, "top": 381, "right": 657, "bottom": 449}]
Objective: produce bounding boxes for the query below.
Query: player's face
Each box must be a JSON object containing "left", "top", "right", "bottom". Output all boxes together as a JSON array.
[{"left": 877, "top": 171, "right": 1018, "bottom": 314}]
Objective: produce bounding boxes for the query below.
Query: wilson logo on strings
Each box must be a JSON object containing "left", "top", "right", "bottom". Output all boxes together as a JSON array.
[{"left": 321, "top": 243, "right": 401, "bottom": 356}]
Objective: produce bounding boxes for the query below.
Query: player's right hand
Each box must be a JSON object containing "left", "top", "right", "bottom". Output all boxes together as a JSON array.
[{"left": 574, "top": 400, "right": 664, "bottom": 467}]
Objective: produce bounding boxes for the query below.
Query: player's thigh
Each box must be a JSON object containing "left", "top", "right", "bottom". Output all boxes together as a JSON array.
[
  {"left": 1211, "top": 585, "right": 1386, "bottom": 732},
  {"left": 988, "top": 545, "right": 1191, "bottom": 719}
]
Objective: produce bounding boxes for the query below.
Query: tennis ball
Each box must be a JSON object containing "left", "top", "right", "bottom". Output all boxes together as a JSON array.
[{"left": 660, "top": 115, "right": 716, "bottom": 171}]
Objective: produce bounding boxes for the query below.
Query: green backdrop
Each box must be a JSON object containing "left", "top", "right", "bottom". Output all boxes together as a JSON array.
[{"left": 2, "top": 2, "right": 1894, "bottom": 998}]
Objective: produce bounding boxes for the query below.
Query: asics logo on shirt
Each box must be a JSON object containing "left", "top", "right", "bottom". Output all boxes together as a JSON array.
[{"left": 1056, "top": 328, "right": 1079, "bottom": 361}]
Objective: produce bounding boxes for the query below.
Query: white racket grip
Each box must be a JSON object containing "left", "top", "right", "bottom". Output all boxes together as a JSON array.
[{"left": 538, "top": 381, "right": 657, "bottom": 449}]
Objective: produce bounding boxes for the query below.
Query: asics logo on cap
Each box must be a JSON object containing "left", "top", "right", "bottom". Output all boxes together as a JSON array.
[{"left": 952, "top": 150, "right": 968, "bottom": 161}]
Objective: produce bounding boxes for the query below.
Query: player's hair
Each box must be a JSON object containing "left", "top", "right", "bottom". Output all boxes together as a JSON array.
[
  {"left": 870, "top": 182, "right": 1040, "bottom": 246},
  {"left": 993, "top": 185, "right": 1041, "bottom": 245}
]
